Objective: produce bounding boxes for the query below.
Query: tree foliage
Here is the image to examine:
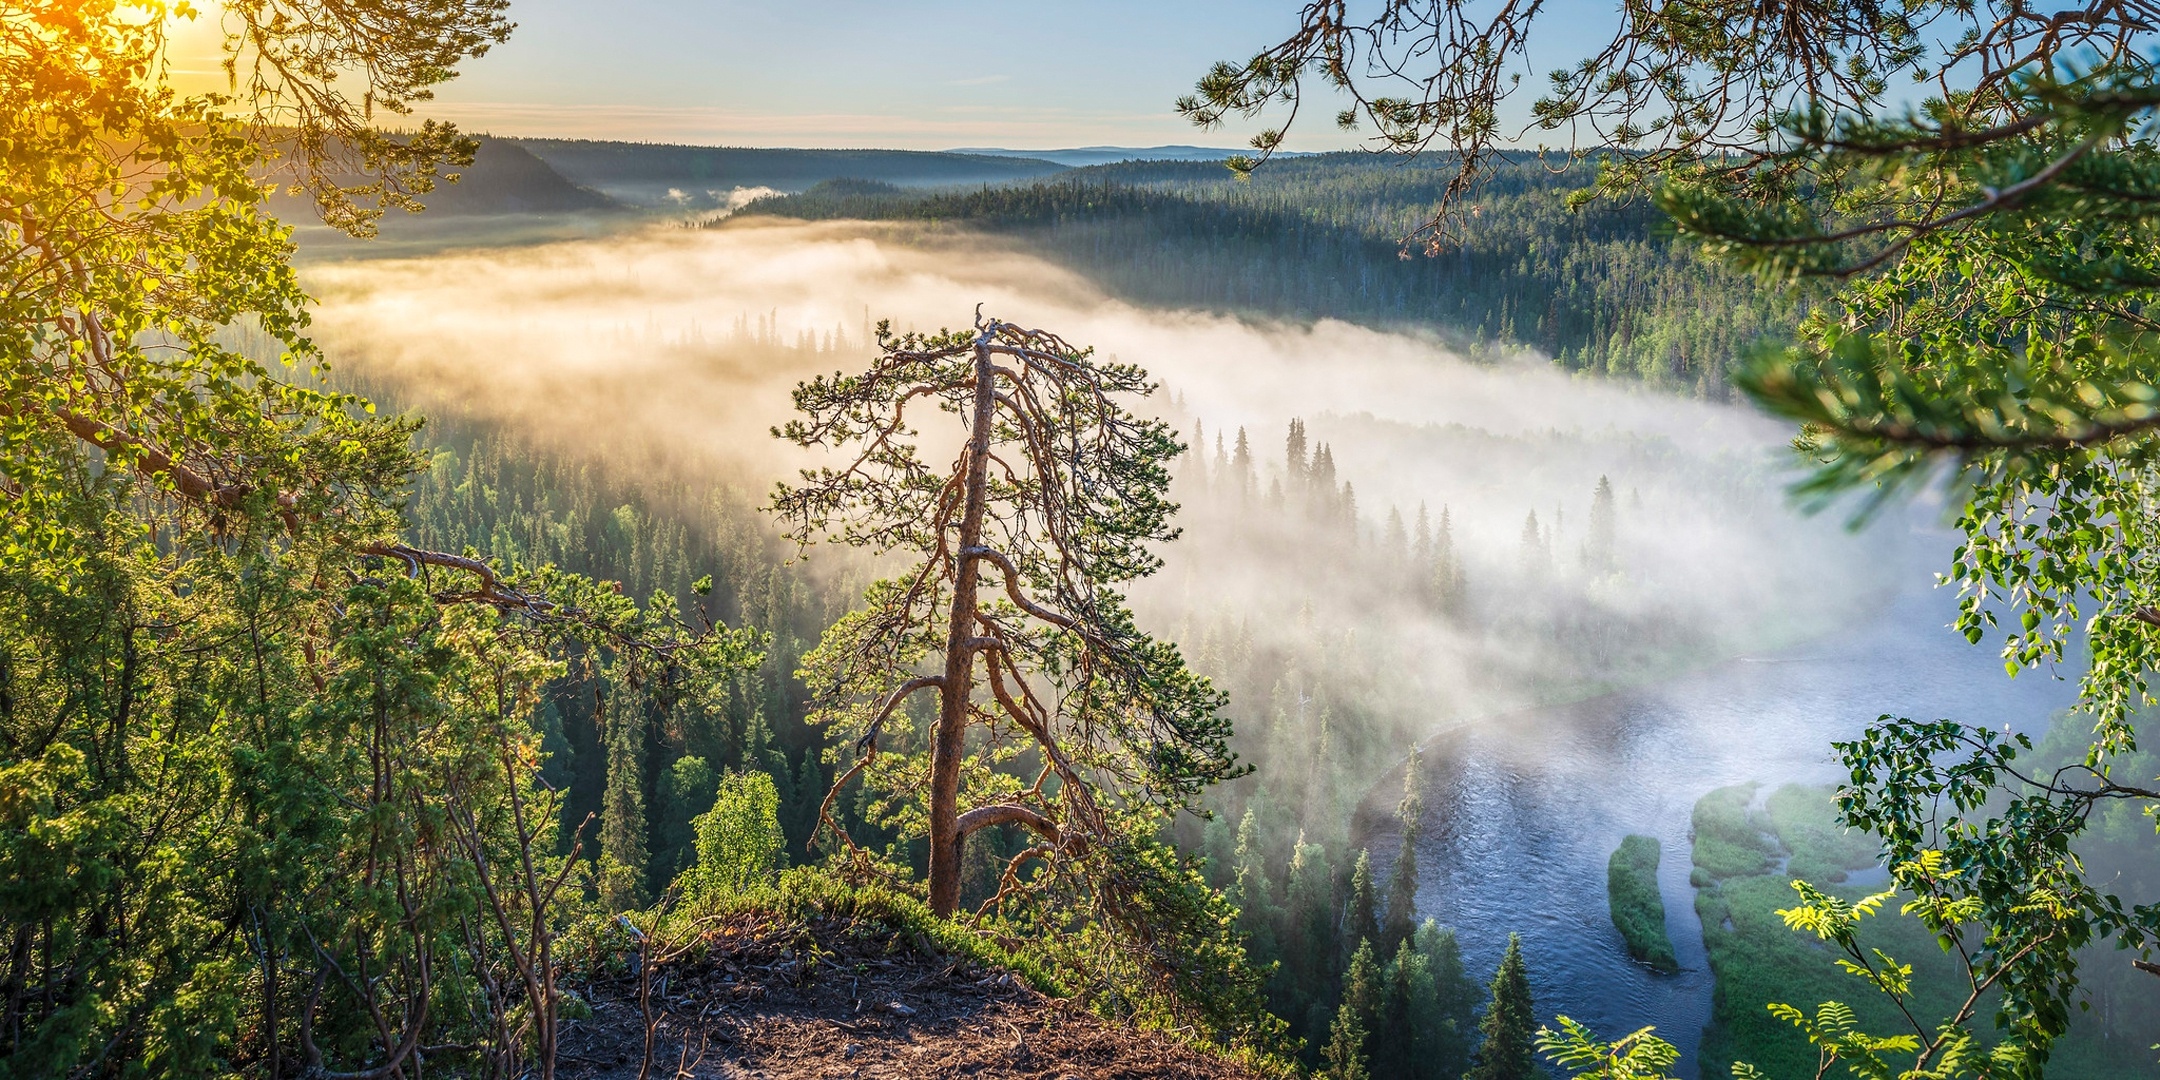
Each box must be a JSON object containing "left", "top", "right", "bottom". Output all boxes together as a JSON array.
[
  {"left": 1469, "top": 933, "right": 1538, "bottom": 1080},
  {"left": 771, "top": 312, "right": 1266, "bottom": 1036},
  {"left": 0, "top": 3, "right": 758, "bottom": 1075},
  {"left": 1206, "top": 0, "right": 2160, "bottom": 1072}
]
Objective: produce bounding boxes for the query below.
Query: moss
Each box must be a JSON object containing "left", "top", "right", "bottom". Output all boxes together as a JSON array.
[
  {"left": 667, "top": 866, "right": 1069, "bottom": 996},
  {"left": 1606, "top": 835, "right": 1679, "bottom": 973}
]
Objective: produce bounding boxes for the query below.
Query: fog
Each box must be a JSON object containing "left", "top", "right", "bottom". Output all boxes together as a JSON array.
[
  {"left": 305, "top": 216, "right": 1899, "bottom": 781},
  {"left": 307, "top": 217, "right": 1780, "bottom": 476}
]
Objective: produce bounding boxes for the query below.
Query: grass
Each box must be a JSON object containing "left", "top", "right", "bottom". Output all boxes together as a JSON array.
[
  {"left": 1607, "top": 835, "right": 1679, "bottom": 973},
  {"left": 615, "top": 865, "right": 1302, "bottom": 1079},
  {"left": 1691, "top": 782, "right": 1777, "bottom": 881},
  {"left": 1764, "top": 782, "right": 1878, "bottom": 884},
  {"left": 1694, "top": 873, "right": 1968, "bottom": 1078},
  {"left": 1690, "top": 785, "right": 1965, "bottom": 1078}
]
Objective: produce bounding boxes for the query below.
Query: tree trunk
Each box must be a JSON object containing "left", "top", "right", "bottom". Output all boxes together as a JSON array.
[{"left": 928, "top": 340, "right": 996, "bottom": 917}]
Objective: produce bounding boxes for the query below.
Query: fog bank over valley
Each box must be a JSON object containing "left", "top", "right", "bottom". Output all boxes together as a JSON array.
[{"left": 308, "top": 217, "right": 1900, "bottom": 755}]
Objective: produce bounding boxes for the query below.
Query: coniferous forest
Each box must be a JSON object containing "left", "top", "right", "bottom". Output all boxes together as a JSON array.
[{"left": 10, "top": 2, "right": 2160, "bottom": 1079}]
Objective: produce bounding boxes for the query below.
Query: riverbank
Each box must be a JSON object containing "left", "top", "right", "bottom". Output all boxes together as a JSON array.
[
  {"left": 1687, "top": 783, "right": 2154, "bottom": 1079},
  {"left": 1368, "top": 574, "right": 2083, "bottom": 1076}
]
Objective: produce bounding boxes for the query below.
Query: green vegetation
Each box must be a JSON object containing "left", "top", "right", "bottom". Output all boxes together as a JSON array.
[
  {"left": 519, "top": 138, "right": 1067, "bottom": 208},
  {"left": 1606, "top": 836, "right": 1678, "bottom": 973},
  {"left": 1688, "top": 783, "right": 1777, "bottom": 883},
  {"left": 1763, "top": 783, "right": 1877, "bottom": 885},
  {"left": 739, "top": 158, "right": 1804, "bottom": 395},
  {"left": 1694, "top": 875, "right": 1962, "bottom": 1079},
  {"left": 1203, "top": 3, "right": 2160, "bottom": 1074},
  {"left": 1689, "top": 783, "right": 2153, "bottom": 1079},
  {"left": 1468, "top": 934, "right": 1539, "bottom": 1080},
  {"left": 1687, "top": 785, "right": 1910, "bottom": 1078},
  {"left": 0, "top": 4, "right": 801, "bottom": 1077}
]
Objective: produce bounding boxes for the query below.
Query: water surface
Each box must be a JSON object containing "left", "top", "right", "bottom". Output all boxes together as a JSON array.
[{"left": 1371, "top": 533, "right": 2081, "bottom": 1077}]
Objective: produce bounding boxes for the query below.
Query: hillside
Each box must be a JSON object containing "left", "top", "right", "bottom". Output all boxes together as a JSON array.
[
  {"left": 516, "top": 139, "right": 1070, "bottom": 209},
  {"left": 947, "top": 145, "right": 1277, "bottom": 166},
  {"left": 272, "top": 138, "right": 617, "bottom": 218},
  {"left": 735, "top": 156, "right": 1811, "bottom": 395},
  {"left": 279, "top": 138, "right": 633, "bottom": 259},
  {"left": 560, "top": 910, "right": 1268, "bottom": 1080}
]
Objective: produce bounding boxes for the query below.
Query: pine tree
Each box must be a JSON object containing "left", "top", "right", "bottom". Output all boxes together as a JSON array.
[
  {"left": 1469, "top": 934, "right": 1538, "bottom": 1080},
  {"left": 1346, "top": 848, "right": 1381, "bottom": 961},
  {"left": 1323, "top": 939, "right": 1381, "bottom": 1080},
  {"left": 1382, "top": 753, "right": 1424, "bottom": 952}
]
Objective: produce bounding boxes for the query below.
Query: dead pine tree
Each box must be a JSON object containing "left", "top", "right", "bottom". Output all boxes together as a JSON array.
[{"left": 772, "top": 310, "right": 1244, "bottom": 920}]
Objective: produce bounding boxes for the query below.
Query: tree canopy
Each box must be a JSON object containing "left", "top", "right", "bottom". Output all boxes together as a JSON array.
[
  {"left": 1196, "top": 0, "right": 2160, "bottom": 1073},
  {"left": 0, "top": 3, "right": 757, "bottom": 1075}
]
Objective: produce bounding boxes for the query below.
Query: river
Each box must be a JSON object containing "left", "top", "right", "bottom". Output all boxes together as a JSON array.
[{"left": 1363, "top": 526, "right": 2083, "bottom": 1078}]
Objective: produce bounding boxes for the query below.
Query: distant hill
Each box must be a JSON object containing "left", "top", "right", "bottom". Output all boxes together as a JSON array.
[
  {"left": 272, "top": 138, "right": 619, "bottom": 219},
  {"left": 512, "top": 140, "right": 1069, "bottom": 209},
  {"left": 945, "top": 145, "right": 1274, "bottom": 167},
  {"left": 414, "top": 139, "right": 620, "bottom": 215}
]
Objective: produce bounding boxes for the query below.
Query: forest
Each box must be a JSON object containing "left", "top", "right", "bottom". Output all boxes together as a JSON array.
[
  {"left": 10, "top": 0, "right": 2160, "bottom": 1078},
  {"left": 736, "top": 156, "right": 1817, "bottom": 396}
]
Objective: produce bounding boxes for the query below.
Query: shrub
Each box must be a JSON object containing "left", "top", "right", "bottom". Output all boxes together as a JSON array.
[{"left": 682, "top": 771, "right": 784, "bottom": 900}]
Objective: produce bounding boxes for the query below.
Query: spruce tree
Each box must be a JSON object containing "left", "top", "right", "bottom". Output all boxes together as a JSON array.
[
  {"left": 1517, "top": 510, "right": 1546, "bottom": 579},
  {"left": 1376, "top": 937, "right": 1443, "bottom": 1080},
  {"left": 599, "top": 685, "right": 651, "bottom": 910},
  {"left": 1281, "top": 837, "right": 1338, "bottom": 1035},
  {"left": 1285, "top": 418, "right": 1310, "bottom": 490},
  {"left": 1585, "top": 475, "right": 1617, "bottom": 573},
  {"left": 1469, "top": 933, "right": 1538, "bottom": 1080},
  {"left": 1419, "top": 921, "right": 1482, "bottom": 1080},
  {"left": 1345, "top": 848, "right": 1381, "bottom": 962},
  {"left": 1382, "top": 753, "right": 1424, "bottom": 951},
  {"left": 1233, "top": 426, "right": 1256, "bottom": 501},
  {"left": 1413, "top": 503, "right": 1434, "bottom": 575},
  {"left": 1323, "top": 938, "right": 1381, "bottom": 1080},
  {"left": 1231, "top": 809, "right": 1279, "bottom": 959}
]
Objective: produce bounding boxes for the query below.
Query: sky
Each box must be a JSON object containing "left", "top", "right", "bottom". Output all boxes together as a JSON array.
[{"left": 166, "top": 0, "right": 1623, "bottom": 151}]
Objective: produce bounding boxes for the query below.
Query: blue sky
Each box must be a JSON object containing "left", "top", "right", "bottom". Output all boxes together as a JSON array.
[{"left": 174, "top": 1, "right": 1623, "bottom": 150}]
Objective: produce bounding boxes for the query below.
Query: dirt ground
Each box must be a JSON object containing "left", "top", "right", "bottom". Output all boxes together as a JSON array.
[{"left": 556, "top": 912, "right": 1266, "bottom": 1080}]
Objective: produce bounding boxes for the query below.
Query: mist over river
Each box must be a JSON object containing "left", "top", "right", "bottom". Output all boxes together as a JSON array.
[
  {"left": 302, "top": 223, "right": 2045, "bottom": 1077},
  {"left": 1360, "top": 527, "right": 2083, "bottom": 1078}
]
